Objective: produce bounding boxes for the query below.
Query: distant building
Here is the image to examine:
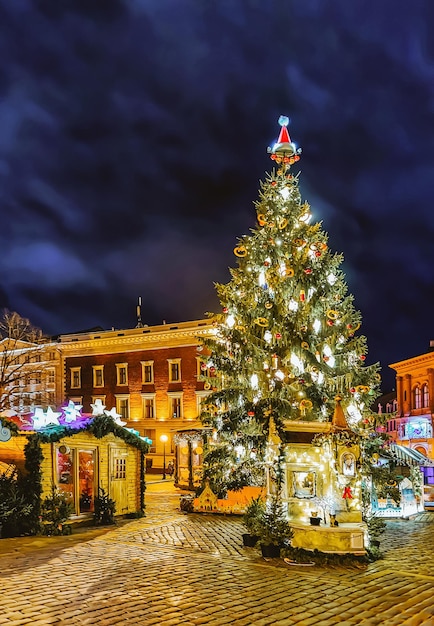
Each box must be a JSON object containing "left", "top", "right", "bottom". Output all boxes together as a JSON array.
[
  {"left": 58, "top": 319, "right": 213, "bottom": 472},
  {"left": 387, "top": 345, "right": 434, "bottom": 501}
]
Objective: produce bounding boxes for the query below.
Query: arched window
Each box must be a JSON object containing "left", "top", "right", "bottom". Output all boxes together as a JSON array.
[
  {"left": 413, "top": 386, "right": 422, "bottom": 409},
  {"left": 422, "top": 384, "right": 429, "bottom": 408}
]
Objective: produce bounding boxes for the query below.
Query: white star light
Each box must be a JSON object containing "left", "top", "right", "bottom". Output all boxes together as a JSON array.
[
  {"left": 32, "top": 407, "right": 61, "bottom": 430},
  {"left": 104, "top": 407, "right": 126, "bottom": 426},
  {"left": 91, "top": 399, "right": 106, "bottom": 416},
  {"left": 63, "top": 400, "right": 83, "bottom": 423}
]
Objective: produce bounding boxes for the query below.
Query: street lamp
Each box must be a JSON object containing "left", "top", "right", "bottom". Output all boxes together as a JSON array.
[{"left": 160, "top": 434, "right": 168, "bottom": 480}]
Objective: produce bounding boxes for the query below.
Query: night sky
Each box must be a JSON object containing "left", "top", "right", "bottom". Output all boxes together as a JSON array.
[{"left": 1, "top": 1, "right": 434, "bottom": 391}]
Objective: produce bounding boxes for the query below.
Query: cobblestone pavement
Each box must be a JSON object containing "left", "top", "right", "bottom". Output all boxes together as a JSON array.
[{"left": 1, "top": 483, "right": 434, "bottom": 625}]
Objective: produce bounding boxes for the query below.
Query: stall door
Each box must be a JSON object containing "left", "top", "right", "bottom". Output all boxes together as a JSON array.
[{"left": 109, "top": 447, "right": 129, "bottom": 515}]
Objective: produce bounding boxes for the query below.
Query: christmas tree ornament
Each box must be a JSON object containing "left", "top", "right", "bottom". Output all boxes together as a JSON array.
[
  {"left": 265, "top": 301, "right": 273, "bottom": 309},
  {"left": 254, "top": 317, "right": 268, "bottom": 327},
  {"left": 234, "top": 245, "right": 247, "bottom": 257},
  {"left": 257, "top": 213, "right": 267, "bottom": 226}
]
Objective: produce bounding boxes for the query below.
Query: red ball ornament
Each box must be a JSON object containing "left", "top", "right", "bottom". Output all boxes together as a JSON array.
[
  {"left": 350, "top": 387, "right": 356, "bottom": 393},
  {"left": 210, "top": 366, "right": 216, "bottom": 374},
  {"left": 275, "top": 332, "right": 282, "bottom": 340},
  {"left": 271, "top": 181, "right": 277, "bottom": 187},
  {"left": 304, "top": 268, "right": 313, "bottom": 274},
  {"left": 326, "top": 319, "right": 334, "bottom": 326},
  {"left": 346, "top": 324, "right": 353, "bottom": 329},
  {"left": 323, "top": 356, "right": 329, "bottom": 362},
  {"left": 360, "top": 355, "right": 366, "bottom": 361},
  {"left": 264, "top": 260, "right": 270, "bottom": 267},
  {"left": 298, "top": 378, "right": 305, "bottom": 385},
  {"left": 247, "top": 411, "right": 255, "bottom": 417},
  {"left": 222, "top": 307, "right": 228, "bottom": 313},
  {"left": 315, "top": 251, "right": 322, "bottom": 257}
]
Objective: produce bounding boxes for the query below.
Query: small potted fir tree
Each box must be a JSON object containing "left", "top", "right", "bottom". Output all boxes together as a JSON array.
[
  {"left": 242, "top": 496, "right": 265, "bottom": 547},
  {"left": 255, "top": 495, "right": 293, "bottom": 558}
]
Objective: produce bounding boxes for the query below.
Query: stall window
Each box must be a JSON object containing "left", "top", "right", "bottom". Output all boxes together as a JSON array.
[{"left": 56, "top": 446, "right": 96, "bottom": 515}]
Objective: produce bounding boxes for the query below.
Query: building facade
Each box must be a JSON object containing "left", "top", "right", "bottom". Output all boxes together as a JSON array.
[
  {"left": 59, "top": 319, "right": 213, "bottom": 472},
  {"left": 387, "top": 348, "right": 434, "bottom": 498}
]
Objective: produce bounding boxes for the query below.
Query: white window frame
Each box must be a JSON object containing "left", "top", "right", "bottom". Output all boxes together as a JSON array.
[
  {"left": 142, "top": 393, "right": 156, "bottom": 419},
  {"left": 141, "top": 360, "right": 154, "bottom": 384},
  {"left": 167, "top": 391, "right": 183, "bottom": 419},
  {"left": 93, "top": 365, "right": 104, "bottom": 388},
  {"left": 71, "top": 367, "right": 81, "bottom": 389},
  {"left": 46, "top": 368, "right": 56, "bottom": 387},
  {"left": 168, "top": 359, "right": 181, "bottom": 383},
  {"left": 115, "top": 394, "right": 130, "bottom": 420},
  {"left": 116, "top": 363, "right": 128, "bottom": 386}
]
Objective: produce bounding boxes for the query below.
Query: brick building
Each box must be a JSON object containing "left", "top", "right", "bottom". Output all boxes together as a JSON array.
[{"left": 59, "top": 319, "right": 213, "bottom": 471}]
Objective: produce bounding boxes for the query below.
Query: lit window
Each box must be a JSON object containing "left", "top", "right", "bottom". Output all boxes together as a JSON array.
[
  {"left": 71, "top": 368, "right": 81, "bottom": 389},
  {"left": 422, "top": 384, "right": 429, "bottom": 408},
  {"left": 168, "top": 359, "right": 181, "bottom": 382},
  {"left": 144, "top": 429, "right": 156, "bottom": 453},
  {"left": 46, "top": 368, "right": 55, "bottom": 386},
  {"left": 116, "top": 395, "right": 130, "bottom": 420},
  {"left": 142, "top": 394, "right": 156, "bottom": 419},
  {"left": 116, "top": 363, "right": 128, "bottom": 386},
  {"left": 196, "top": 391, "right": 210, "bottom": 417},
  {"left": 141, "top": 361, "right": 154, "bottom": 384},
  {"left": 93, "top": 366, "right": 104, "bottom": 388},
  {"left": 168, "top": 393, "right": 183, "bottom": 418},
  {"left": 413, "top": 386, "right": 421, "bottom": 409}
]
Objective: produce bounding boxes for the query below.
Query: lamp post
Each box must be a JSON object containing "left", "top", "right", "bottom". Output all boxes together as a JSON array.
[{"left": 160, "top": 434, "right": 168, "bottom": 480}]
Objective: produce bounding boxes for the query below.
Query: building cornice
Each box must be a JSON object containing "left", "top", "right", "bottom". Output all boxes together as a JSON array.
[
  {"left": 390, "top": 351, "right": 434, "bottom": 374},
  {"left": 59, "top": 319, "right": 214, "bottom": 356}
]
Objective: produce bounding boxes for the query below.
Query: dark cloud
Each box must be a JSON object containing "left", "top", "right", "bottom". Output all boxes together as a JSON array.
[{"left": 1, "top": 0, "right": 434, "bottom": 390}]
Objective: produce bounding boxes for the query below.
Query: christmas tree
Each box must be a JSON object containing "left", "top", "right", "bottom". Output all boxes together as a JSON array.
[{"left": 200, "top": 116, "right": 381, "bottom": 497}]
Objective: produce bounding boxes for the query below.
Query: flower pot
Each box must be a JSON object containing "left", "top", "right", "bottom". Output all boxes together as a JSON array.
[
  {"left": 260, "top": 543, "right": 281, "bottom": 558},
  {"left": 242, "top": 533, "right": 259, "bottom": 547},
  {"left": 310, "top": 516, "right": 321, "bottom": 526}
]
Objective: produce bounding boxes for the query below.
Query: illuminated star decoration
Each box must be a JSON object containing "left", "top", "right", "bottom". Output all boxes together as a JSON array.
[
  {"left": 104, "top": 407, "right": 126, "bottom": 426},
  {"left": 63, "top": 400, "right": 83, "bottom": 423},
  {"left": 32, "top": 407, "right": 61, "bottom": 430},
  {"left": 91, "top": 398, "right": 106, "bottom": 416}
]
